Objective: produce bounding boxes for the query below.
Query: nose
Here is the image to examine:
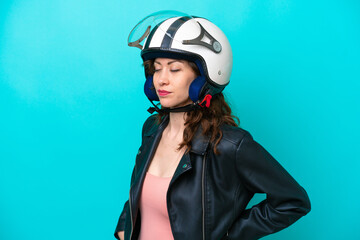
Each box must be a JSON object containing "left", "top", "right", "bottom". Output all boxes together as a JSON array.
[{"left": 155, "top": 70, "right": 169, "bottom": 86}]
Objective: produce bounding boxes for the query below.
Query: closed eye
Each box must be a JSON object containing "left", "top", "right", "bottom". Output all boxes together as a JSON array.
[{"left": 171, "top": 69, "right": 180, "bottom": 72}]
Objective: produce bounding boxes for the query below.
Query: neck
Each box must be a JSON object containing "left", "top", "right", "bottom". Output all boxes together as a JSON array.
[{"left": 164, "top": 111, "right": 187, "bottom": 139}]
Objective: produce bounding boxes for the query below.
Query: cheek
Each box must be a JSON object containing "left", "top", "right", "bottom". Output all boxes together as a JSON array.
[
  {"left": 152, "top": 76, "right": 159, "bottom": 89},
  {"left": 176, "top": 79, "right": 193, "bottom": 99},
  {"left": 184, "top": 75, "right": 196, "bottom": 91}
]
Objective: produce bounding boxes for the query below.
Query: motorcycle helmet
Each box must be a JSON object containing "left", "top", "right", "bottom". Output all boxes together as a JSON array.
[{"left": 127, "top": 10, "right": 233, "bottom": 113}]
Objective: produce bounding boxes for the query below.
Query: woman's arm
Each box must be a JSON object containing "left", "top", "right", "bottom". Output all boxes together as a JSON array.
[
  {"left": 114, "top": 200, "right": 129, "bottom": 239},
  {"left": 228, "top": 133, "right": 311, "bottom": 239}
]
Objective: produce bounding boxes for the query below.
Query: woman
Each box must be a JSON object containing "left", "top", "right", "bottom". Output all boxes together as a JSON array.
[{"left": 114, "top": 11, "right": 311, "bottom": 240}]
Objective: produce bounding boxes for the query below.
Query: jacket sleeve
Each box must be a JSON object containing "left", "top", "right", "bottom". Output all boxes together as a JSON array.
[
  {"left": 227, "top": 133, "right": 311, "bottom": 240},
  {"left": 114, "top": 200, "right": 129, "bottom": 239},
  {"left": 113, "top": 160, "right": 138, "bottom": 239}
]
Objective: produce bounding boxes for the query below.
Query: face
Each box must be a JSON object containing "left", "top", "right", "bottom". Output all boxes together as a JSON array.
[{"left": 153, "top": 58, "right": 197, "bottom": 108}]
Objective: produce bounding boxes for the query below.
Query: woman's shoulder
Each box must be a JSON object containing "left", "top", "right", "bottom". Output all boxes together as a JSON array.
[
  {"left": 219, "top": 123, "right": 253, "bottom": 146},
  {"left": 141, "top": 114, "right": 161, "bottom": 137},
  {"left": 143, "top": 114, "right": 159, "bottom": 127}
]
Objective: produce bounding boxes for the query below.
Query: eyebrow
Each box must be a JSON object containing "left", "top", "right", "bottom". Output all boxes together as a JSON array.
[{"left": 154, "top": 60, "right": 184, "bottom": 65}]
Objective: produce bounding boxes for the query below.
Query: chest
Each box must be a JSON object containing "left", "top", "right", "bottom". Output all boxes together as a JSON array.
[{"left": 146, "top": 137, "right": 186, "bottom": 178}]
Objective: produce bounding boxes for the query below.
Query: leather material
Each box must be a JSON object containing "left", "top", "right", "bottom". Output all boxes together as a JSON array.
[{"left": 114, "top": 115, "right": 311, "bottom": 240}]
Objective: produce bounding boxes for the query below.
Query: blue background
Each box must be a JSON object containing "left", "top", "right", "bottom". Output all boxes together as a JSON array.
[{"left": 1, "top": 0, "right": 359, "bottom": 239}]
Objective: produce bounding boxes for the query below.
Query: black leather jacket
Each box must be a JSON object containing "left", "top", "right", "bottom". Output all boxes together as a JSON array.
[{"left": 114, "top": 115, "right": 311, "bottom": 240}]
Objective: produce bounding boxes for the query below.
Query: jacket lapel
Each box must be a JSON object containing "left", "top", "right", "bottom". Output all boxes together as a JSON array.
[
  {"left": 129, "top": 115, "right": 168, "bottom": 224},
  {"left": 190, "top": 124, "right": 211, "bottom": 155}
]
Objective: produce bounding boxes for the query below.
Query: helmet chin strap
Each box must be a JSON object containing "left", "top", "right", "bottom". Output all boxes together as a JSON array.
[
  {"left": 147, "top": 100, "right": 200, "bottom": 114},
  {"left": 147, "top": 94, "right": 213, "bottom": 114}
]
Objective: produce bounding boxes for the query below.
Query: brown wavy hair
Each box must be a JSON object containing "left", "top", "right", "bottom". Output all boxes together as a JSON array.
[{"left": 143, "top": 59, "right": 239, "bottom": 155}]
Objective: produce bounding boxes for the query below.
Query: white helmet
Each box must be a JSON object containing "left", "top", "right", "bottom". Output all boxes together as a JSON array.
[{"left": 128, "top": 10, "right": 233, "bottom": 111}]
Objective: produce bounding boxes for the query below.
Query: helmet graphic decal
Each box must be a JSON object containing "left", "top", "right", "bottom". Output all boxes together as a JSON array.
[
  {"left": 161, "top": 16, "right": 191, "bottom": 49},
  {"left": 182, "top": 22, "right": 222, "bottom": 53}
]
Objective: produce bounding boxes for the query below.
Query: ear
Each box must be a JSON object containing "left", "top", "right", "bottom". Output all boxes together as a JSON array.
[
  {"left": 144, "top": 76, "right": 159, "bottom": 101},
  {"left": 189, "top": 75, "right": 206, "bottom": 102}
]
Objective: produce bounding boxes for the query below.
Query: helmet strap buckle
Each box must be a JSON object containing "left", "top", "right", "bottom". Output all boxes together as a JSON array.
[{"left": 199, "top": 94, "right": 212, "bottom": 108}]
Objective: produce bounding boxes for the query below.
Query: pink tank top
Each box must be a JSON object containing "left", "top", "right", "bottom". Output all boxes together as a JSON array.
[{"left": 138, "top": 172, "right": 174, "bottom": 240}]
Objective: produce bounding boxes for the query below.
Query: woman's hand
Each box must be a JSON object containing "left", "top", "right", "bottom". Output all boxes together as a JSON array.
[{"left": 117, "top": 231, "right": 124, "bottom": 240}]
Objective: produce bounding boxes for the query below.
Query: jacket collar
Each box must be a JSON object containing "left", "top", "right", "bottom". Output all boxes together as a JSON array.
[{"left": 143, "top": 114, "right": 211, "bottom": 155}]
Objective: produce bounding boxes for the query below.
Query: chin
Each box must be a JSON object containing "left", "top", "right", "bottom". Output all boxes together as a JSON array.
[
  {"left": 160, "top": 100, "right": 193, "bottom": 109},
  {"left": 159, "top": 102, "right": 175, "bottom": 108},
  {"left": 158, "top": 95, "right": 193, "bottom": 108}
]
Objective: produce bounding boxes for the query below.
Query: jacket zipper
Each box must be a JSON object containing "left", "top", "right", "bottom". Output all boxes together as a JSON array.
[
  {"left": 202, "top": 153, "right": 207, "bottom": 240},
  {"left": 129, "top": 190, "right": 133, "bottom": 240}
]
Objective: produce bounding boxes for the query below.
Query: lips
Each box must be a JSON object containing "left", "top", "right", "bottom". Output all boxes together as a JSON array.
[{"left": 158, "top": 90, "right": 171, "bottom": 96}]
